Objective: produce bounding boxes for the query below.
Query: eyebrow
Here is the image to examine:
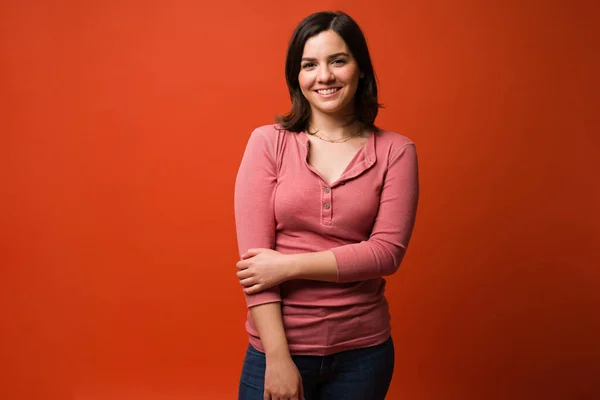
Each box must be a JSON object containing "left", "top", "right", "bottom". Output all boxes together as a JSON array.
[{"left": 301, "top": 52, "right": 350, "bottom": 62}]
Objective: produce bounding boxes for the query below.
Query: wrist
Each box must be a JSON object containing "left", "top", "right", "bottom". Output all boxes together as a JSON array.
[
  {"left": 285, "top": 254, "right": 301, "bottom": 280},
  {"left": 265, "top": 347, "right": 292, "bottom": 363}
]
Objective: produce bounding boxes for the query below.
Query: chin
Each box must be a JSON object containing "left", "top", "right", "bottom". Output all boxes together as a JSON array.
[{"left": 314, "top": 103, "right": 352, "bottom": 116}]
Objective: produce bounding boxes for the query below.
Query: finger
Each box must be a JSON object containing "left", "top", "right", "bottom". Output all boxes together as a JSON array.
[
  {"left": 242, "top": 248, "right": 267, "bottom": 259},
  {"left": 263, "top": 390, "right": 270, "bottom": 400},
  {"left": 239, "top": 278, "right": 254, "bottom": 287},
  {"left": 236, "top": 260, "right": 250, "bottom": 270},
  {"left": 290, "top": 389, "right": 300, "bottom": 400},
  {"left": 244, "top": 284, "right": 261, "bottom": 295},
  {"left": 236, "top": 269, "right": 252, "bottom": 279}
]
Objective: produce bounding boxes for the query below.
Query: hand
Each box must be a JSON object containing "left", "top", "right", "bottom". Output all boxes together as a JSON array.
[
  {"left": 264, "top": 356, "right": 304, "bottom": 400},
  {"left": 236, "top": 248, "right": 292, "bottom": 294}
]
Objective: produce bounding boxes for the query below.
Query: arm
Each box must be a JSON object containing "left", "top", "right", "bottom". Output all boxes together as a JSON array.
[
  {"left": 237, "top": 143, "right": 418, "bottom": 291},
  {"left": 234, "top": 128, "right": 281, "bottom": 307},
  {"left": 250, "top": 303, "right": 303, "bottom": 399},
  {"left": 298, "top": 143, "right": 419, "bottom": 283},
  {"left": 234, "top": 128, "right": 303, "bottom": 399},
  {"left": 236, "top": 248, "right": 338, "bottom": 292},
  {"left": 331, "top": 143, "right": 419, "bottom": 281},
  {"left": 249, "top": 303, "right": 291, "bottom": 357}
]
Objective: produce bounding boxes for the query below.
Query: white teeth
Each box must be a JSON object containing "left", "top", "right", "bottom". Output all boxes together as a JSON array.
[{"left": 317, "top": 88, "right": 339, "bottom": 95}]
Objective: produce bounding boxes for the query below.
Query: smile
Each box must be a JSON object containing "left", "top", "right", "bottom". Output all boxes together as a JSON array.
[{"left": 316, "top": 88, "right": 341, "bottom": 95}]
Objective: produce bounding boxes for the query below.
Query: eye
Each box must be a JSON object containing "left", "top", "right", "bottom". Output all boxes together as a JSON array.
[
  {"left": 332, "top": 59, "right": 347, "bottom": 65},
  {"left": 301, "top": 62, "right": 316, "bottom": 69}
]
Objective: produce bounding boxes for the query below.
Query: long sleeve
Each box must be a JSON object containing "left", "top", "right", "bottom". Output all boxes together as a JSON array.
[
  {"left": 330, "top": 143, "right": 419, "bottom": 282},
  {"left": 234, "top": 128, "right": 281, "bottom": 307}
]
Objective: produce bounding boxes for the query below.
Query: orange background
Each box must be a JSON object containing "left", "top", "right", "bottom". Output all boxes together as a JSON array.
[{"left": 2, "top": 1, "right": 599, "bottom": 399}]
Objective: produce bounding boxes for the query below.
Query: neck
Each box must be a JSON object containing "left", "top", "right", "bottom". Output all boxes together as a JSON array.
[{"left": 308, "top": 111, "right": 362, "bottom": 140}]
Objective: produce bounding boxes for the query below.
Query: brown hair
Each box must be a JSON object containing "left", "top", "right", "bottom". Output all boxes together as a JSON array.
[{"left": 276, "top": 11, "right": 381, "bottom": 133}]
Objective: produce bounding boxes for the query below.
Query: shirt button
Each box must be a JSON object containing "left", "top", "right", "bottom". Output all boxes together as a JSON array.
[
  {"left": 324, "top": 204, "right": 330, "bottom": 210},
  {"left": 325, "top": 187, "right": 330, "bottom": 194}
]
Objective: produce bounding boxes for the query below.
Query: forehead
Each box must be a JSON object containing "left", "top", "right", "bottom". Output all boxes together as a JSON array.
[{"left": 302, "top": 30, "right": 349, "bottom": 57}]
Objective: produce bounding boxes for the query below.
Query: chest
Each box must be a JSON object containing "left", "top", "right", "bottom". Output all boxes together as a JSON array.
[
  {"left": 273, "top": 137, "right": 383, "bottom": 237},
  {"left": 306, "top": 137, "right": 368, "bottom": 186}
]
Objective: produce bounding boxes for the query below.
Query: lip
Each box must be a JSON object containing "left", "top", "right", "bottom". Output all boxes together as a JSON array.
[{"left": 314, "top": 87, "right": 342, "bottom": 98}]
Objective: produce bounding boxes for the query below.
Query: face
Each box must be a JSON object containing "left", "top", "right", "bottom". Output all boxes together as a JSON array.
[{"left": 298, "top": 30, "right": 362, "bottom": 119}]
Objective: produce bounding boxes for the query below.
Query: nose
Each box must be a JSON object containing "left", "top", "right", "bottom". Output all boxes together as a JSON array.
[{"left": 317, "top": 65, "right": 334, "bottom": 83}]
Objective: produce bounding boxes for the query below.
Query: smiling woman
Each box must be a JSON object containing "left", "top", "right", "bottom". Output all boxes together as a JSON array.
[
  {"left": 233, "top": 11, "right": 419, "bottom": 400},
  {"left": 298, "top": 34, "right": 362, "bottom": 120},
  {"left": 276, "top": 12, "right": 379, "bottom": 135}
]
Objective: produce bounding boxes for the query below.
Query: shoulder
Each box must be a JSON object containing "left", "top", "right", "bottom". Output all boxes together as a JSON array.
[
  {"left": 249, "top": 124, "right": 297, "bottom": 147},
  {"left": 250, "top": 124, "right": 295, "bottom": 140},
  {"left": 374, "top": 129, "right": 415, "bottom": 148},
  {"left": 374, "top": 129, "right": 416, "bottom": 159},
  {"left": 246, "top": 124, "right": 297, "bottom": 160}
]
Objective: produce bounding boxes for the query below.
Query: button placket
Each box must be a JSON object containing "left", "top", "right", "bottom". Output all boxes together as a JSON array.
[{"left": 322, "top": 185, "right": 332, "bottom": 225}]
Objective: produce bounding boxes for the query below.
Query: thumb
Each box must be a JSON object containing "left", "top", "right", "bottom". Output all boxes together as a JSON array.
[{"left": 242, "top": 248, "right": 267, "bottom": 259}]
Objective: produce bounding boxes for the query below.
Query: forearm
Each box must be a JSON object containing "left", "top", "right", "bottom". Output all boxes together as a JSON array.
[
  {"left": 249, "top": 302, "right": 291, "bottom": 360},
  {"left": 330, "top": 240, "right": 407, "bottom": 282},
  {"left": 328, "top": 143, "right": 418, "bottom": 282},
  {"left": 285, "top": 246, "right": 399, "bottom": 283},
  {"left": 287, "top": 250, "right": 339, "bottom": 282}
]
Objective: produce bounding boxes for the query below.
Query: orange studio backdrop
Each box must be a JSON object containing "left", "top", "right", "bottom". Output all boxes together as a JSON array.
[{"left": 1, "top": 0, "right": 599, "bottom": 399}]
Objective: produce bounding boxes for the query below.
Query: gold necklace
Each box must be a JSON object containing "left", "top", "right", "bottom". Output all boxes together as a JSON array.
[{"left": 308, "top": 125, "right": 363, "bottom": 143}]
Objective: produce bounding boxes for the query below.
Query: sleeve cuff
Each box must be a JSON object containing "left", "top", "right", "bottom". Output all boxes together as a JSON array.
[
  {"left": 245, "top": 287, "right": 282, "bottom": 308},
  {"left": 331, "top": 245, "right": 369, "bottom": 282}
]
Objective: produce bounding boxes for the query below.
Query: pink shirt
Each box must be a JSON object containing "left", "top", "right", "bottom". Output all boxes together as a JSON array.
[{"left": 234, "top": 124, "right": 419, "bottom": 356}]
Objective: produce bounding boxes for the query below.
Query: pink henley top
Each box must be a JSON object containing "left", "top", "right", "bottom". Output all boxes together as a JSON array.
[{"left": 234, "top": 124, "right": 419, "bottom": 356}]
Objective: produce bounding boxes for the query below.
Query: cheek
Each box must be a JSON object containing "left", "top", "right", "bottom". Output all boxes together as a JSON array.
[
  {"left": 339, "top": 69, "right": 360, "bottom": 87},
  {"left": 340, "top": 75, "right": 360, "bottom": 98},
  {"left": 298, "top": 72, "right": 313, "bottom": 92}
]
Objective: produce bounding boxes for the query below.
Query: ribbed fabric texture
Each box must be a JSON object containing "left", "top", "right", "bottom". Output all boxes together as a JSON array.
[{"left": 234, "top": 124, "right": 419, "bottom": 356}]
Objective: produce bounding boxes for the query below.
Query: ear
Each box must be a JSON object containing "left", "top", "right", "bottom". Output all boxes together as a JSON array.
[{"left": 359, "top": 71, "right": 365, "bottom": 79}]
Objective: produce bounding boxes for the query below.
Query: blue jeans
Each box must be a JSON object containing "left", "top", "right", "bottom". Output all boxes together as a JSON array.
[{"left": 238, "top": 337, "right": 395, "bottom": 399}]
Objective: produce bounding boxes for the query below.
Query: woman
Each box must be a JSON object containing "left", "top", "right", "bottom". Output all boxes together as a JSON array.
[{"left": 234, "top": 11, "right": 419, "bottom": 400}]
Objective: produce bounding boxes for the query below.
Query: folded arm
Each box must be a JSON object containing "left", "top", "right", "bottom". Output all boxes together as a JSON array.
[
  {"left": 298, "top": 143, "right": 419, "bottom": 282},
  {"left": 234, "top": 128, "right": 303, "bottom": 398},
  {"left": 237, "top": 143, "right": 419, "bottom": 291},
  {"left": 234, "top": 127, "right": 281, "bottom": 306}
]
